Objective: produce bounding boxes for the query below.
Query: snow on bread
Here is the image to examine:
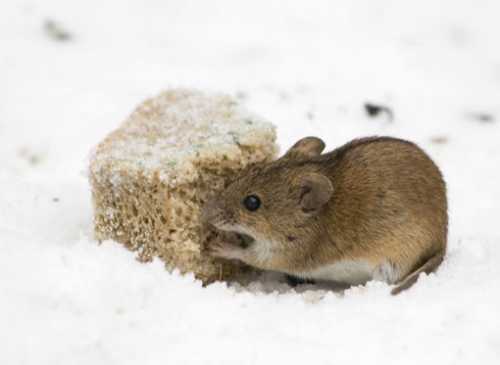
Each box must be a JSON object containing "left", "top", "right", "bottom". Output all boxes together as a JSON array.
[{"left": 89, "top": 89, "right": 278, "bottom": 282}]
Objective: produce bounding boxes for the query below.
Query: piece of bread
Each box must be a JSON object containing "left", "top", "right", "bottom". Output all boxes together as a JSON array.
[{"left": 89, "top": 89, "right": 278, "bottom": 283}]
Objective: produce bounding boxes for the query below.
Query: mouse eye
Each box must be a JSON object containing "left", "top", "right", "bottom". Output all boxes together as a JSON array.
[{"left": 243, "top": 195, "right": 261, "bottom": 212}]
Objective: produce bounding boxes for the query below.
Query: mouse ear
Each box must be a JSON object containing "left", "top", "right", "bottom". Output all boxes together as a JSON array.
[
  {"left": 283, "top": 137, "right": 325, "bottom": 160},
  {"left": 296, "top": 173, "right": 333, "bottom": 214}
]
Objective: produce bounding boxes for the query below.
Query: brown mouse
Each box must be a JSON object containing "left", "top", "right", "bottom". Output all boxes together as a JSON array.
[{"left": 201, "top": 136, "right": 448, "bottom": 294}]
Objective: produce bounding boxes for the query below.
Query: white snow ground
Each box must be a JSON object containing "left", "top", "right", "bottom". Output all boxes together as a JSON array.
[{"left": 1, "top": 0, "right": 500, "bottom": 364}]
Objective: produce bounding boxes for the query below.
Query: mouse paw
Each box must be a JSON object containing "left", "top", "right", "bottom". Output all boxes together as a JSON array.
[{"left": 209, "top": 241, "right": 245, "bottom": 261}]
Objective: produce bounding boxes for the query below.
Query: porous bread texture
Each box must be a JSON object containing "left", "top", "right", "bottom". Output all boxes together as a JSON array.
[{"left": 89, "top": 89, "right": 278, "bottom": 283}]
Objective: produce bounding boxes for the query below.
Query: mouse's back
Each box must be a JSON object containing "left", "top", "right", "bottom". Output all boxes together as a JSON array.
[{"left": 319, "top": 137, "right": 447, "bottom": 289}]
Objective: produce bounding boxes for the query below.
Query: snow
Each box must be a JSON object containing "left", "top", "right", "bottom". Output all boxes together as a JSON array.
[
  {"left": 1, "top": 0, "right": 499, "bottom": 364},
  {"left": 89, "top": 89, "right": 276, "bottom": 184}
]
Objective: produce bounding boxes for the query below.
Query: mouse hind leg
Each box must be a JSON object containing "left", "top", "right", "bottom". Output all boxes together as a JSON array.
[{"left": 390, "top": 250, "right": 445, "bottom": 295}]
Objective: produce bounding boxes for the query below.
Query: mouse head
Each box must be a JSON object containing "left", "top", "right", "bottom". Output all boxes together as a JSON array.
[{"left": 201, "top": 137, "right": 334, "bottom": 247}]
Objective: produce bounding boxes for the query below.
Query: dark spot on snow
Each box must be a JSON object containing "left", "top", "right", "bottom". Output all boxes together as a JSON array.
[
  {"left": 306, "top": 111, "right": 314, "bottom": 120},
  {"left": 364, "top": 103, "right": 382, "bottom": 117},
  {"left": 467, "top": 112, "right": 495, "bottom": 124},
  {"left": 52, "top": 197, "right": 60, "bottom": 203},
  {"left": 449, "top": 25, "right": 469, "bottom": 48},
  {"left": 296, "top": 84, "right": 309, "bottom": 94},
  {"left": 336, "top": 105, "right": 348, "bottom": 114},
  {"left": 18, "top": 148, "right": 43, "bottom": 166},
  {"left": 235, "top": 91, "right": 248, "bottom": 100},
  {"left": 364, "top": 102, "right": 394, "bottom": 123},
  {"left": 430, "top": 136, "right": 449, "bottom": 144},
  {"left": 28, "top": 155, "right": 41, "bottom": 165},
  {"left": 44, "top": 19, "right": 72, "bottom": 42},
  {"left": 278, "top": 91, "right": 290, "bottom": 102}
]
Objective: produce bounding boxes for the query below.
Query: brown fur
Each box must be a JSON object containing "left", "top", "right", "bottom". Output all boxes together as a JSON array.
[{"left": 201, "top": 136, "right": 448, "bottom": 294}]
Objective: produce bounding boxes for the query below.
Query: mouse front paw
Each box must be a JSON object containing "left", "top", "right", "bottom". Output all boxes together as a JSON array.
[{"left": 209, "top": 241, "right": 245, "bottom": 261}]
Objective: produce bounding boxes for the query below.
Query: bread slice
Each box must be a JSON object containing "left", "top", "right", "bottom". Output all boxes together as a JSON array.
[{"left": 89, "top": 89, "right": 278, "bottom": 283}]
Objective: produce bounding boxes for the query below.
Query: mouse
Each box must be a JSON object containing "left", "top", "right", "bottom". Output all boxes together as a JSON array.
[{"left": 201, "top": 136, "right": 448, "bottom": 295}]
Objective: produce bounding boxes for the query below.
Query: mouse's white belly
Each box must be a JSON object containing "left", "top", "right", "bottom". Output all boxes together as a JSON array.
[{"left": 297, "top": 260, "right": 376, "bottom": 285}]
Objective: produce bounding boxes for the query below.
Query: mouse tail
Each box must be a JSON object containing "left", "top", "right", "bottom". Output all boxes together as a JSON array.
[{"left": 391, "top": 250, "right": 445, "bottom": 295}]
